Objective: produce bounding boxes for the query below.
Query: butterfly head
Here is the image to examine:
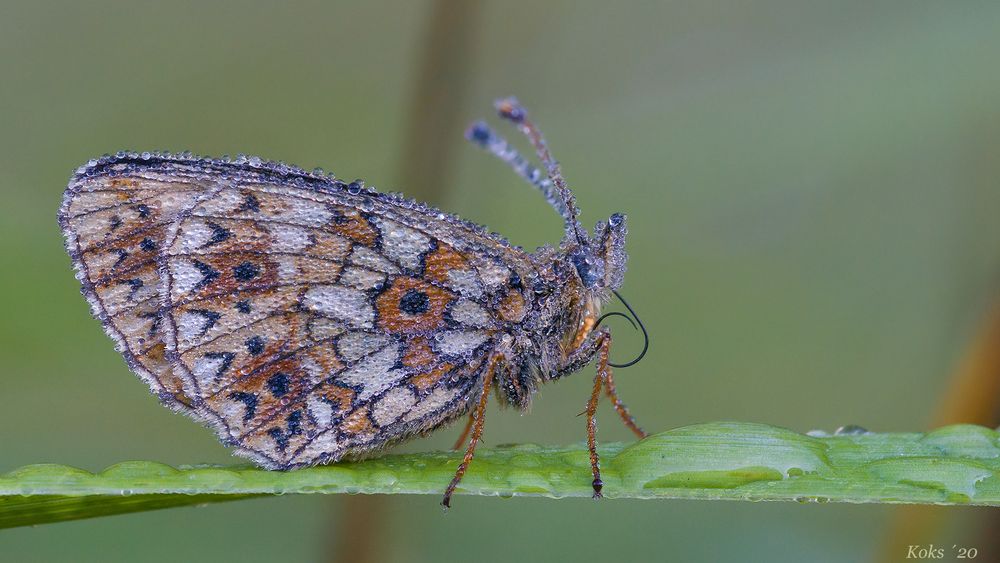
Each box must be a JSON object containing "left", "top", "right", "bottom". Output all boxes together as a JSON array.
[{"left": 569, "top": 212, "right": 628, "bottom": 294}]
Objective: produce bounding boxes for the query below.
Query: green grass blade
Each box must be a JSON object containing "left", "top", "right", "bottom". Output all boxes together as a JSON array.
[{"left": 4, "top": 422, "right": 1000, "bottom": 528}]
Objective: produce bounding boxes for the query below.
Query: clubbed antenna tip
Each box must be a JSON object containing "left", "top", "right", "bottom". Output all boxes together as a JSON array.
[
  {"left": 468, "top": 96, "right": 587, "bottom": 245},
  {"left": 465, "top": 121, "right": 492, "bottom": 147},
  {"left": 495, "top": 97, "right": 526, "bottom": 123}
]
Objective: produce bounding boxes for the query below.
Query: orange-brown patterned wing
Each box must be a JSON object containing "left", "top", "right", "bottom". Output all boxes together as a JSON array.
[
  {"left": 59, "top": 158, "right": 207, "bottom": 410},
  {"left": 157, "top": 165, "right": 519, "bottom": 468},
  {"left": 61, "top": 154, "right": 534, "bottom": 469}
]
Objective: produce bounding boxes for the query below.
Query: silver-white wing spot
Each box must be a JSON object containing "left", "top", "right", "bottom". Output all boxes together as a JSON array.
[
  {"left": 372, "top": 387, "right": 418, "bottom": 426},
  {"left": 374, "top": 217, "right": 432, "bottom": 271},
  {"left": 246, "top": 190, "right": 333, "bottom": 226},
  {"left": 334, "top": 342, "right": 404, "bottom": 401},
  {"left": 446, "top": 269, "right": 484, "bottom": 299},
  {"left": 176, "top": 309, "right": 215, "bottom": 343},
  {"left": 303, "top": 285, "right": 374, "bottom": 328},
  {"left": 169, "top": 259, "right": 212, "bottom": 299},
  {"left": 306, "top": 317, "right": 348, "bottom": 342},
  {"left": 192, "top": 353, "right": 231, "bottom": 388},
  {"left": 403, "top": 386, "right": 461, "bottom": 422},
  {"left": 435, "top": 330, "right": 490, "bottom": 359},
  {"left": 347, "top": 245, "right": 399, "bottom": 274},
  {"left": 450, "top": 299, "right": 492, "bottom": 328},
  {"left": 339, "top": 266, "right": 386, "bottom": 290},
  {"left": 191, "top": 189, "right": 243, "bottom": 216},
  {"left": 336, "top": 331, "right": 392, "bottom": 363},
  {"left": 478, "top": 261, "right": 510, "bottom": 291},
  {"left": 270, "top": 224, "right": 314, "bottom": 253},
  {"left": 174, "top": 219, "right": 217, "bottom": 252},
  {"left": 307, "top": 395, "right": 335, "bottom": 429}
]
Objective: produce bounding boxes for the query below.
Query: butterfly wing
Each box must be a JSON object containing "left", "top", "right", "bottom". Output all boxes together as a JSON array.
[
  {"left": 59, "top": 160, "right": 208, "bottom": 409},
  {"left": 61, "top": 154, "right": 533, "bottom": 468}
]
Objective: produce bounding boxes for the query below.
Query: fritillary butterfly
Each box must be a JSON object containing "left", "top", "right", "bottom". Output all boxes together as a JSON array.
[{"left": 58, "top": 98, "right": 647, "bottom": 506}]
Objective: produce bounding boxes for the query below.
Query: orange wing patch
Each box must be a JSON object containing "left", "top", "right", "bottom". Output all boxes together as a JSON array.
[
  {"left": 328, "top": 206, "right": 378, "bottom": 246},
  {"left": 497, "top": 290, "right": 527, "bottom": 323},
  {"left": 402, "top": 337, "right": 436, "bottom": 368},
  {"left": 376, "top": 277, "right": 455, "bottom": 333},
  {"left": 402, "top": 337, "right": 455, "bottom": 390},
  {"left": 341, "top": 406, "right": 375, "bottom": 435},
  {"left": 410, "top": 364, "right": 454, "bottom": 391},
  {"left": 318, "top": 385, "right": 355, "bottom": 413},
  {"left": 424, "top": 242, "right": 470, "bottom": 285}
]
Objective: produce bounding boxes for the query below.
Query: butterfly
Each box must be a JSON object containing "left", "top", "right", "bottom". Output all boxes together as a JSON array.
[{"left": 58, "top": 97, "right": 647, "bottom": 507}]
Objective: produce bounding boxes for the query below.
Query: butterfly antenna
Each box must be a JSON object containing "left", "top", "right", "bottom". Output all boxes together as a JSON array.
[
  {"left": 495, "top": 97, "right": 588, "bottom": 245},
  {"left": 465, "top": 97, "right": 588, "bottom": 245},
  {"left": 465, "top": 121, "right": 569, "bottom": 218}
]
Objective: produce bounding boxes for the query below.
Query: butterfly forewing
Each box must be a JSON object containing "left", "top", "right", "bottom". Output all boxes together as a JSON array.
[{"left": 61, "top": 155, "right": 534, "bottom": 469}]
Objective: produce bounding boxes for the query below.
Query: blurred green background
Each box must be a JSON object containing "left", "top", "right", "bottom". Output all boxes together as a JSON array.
[{"left": 4, "top": 1, "right": 1000, "bottom": 561}]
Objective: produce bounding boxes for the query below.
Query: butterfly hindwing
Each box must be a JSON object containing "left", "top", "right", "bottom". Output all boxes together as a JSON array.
[
  {"left": 62, "top": 154, "right": 534, "bottom": 468},
  {"left": 59, "top": 168, "right": 207, "bottom": 409}
]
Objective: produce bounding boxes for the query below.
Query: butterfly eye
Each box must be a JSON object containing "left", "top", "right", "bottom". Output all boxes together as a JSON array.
[{"left": 571, "top": 250, "right": 605, "bottom": 289}]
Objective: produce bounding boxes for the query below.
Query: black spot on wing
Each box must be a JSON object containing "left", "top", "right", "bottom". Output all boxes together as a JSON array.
[
  {"left": 192, "top": 260, "right": 220, "bottom": 290},
  {"left": 189, "top": 308, "right": 222, "bottom": 336},
  {"left": 203, "top": 351, "right": 235, "bottom": 381},
  {"left": 203, "top": 221, "right": 232, "bottom": 247},
  {"left": 399, "top": 288, "right": 429, "bottom": 315},
  {"left": 238, "top": 191, "right": 261, "bottom": 213},
  {"left": 267, "top": 427, "right": 289, "bottom": 451},
  {"left": 267, "top": 372, "right": 290, "bottom": 398},
  {"left": 265, "top": 410, "right": 303, "bottom": 453},
  {"left": 233, "top": 262, "right": 260, "bottom": 281},
  {"left": 229, "top": 391, "right": 258, "bottom": 423},
  {"left": 286, "top": 410, "right": 302, "bottom": 436},
  {"left": 245, "top": 335, "right": 265, "bottom": 356}
]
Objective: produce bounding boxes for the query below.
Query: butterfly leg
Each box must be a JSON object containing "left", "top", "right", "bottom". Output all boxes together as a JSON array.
[
  {"left": 442, "top": 352, "right": 501, "bottom": 508},
  {"left": 601, "top": 336, "right": 648, "bottom": 439},
  {"left": 585, "top": 331, "right": 647, "bottom": 498},
  {"left": 585, "top": 347, "right": 605, "bottom": 499},
  {"left": 451, "top": 413, "right": 474, "bottom": 451}
]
